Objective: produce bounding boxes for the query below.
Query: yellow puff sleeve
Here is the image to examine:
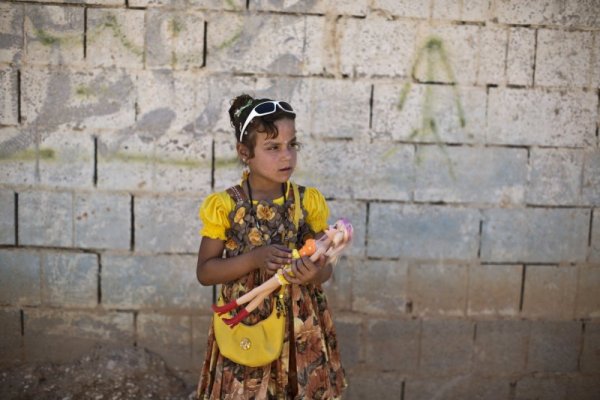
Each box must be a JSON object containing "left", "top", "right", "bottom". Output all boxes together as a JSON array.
[
  {"left": 302, "top": 187, "right": 329, "bottom": 233},
  {"left": 198, "top": 192, "right": 235, "bottom": 240}
]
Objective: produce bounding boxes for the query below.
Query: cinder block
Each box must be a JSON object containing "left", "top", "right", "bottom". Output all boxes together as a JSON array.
[
  {"left": 408, "top": 263, "right": 468, "bottom": 316},
  {"left": 20, "top": 66, "right": 136, "bottom": 129},
  {"left": 102, "top": 254, "right": 212, "bottom": 310},
  {"left": 339, "top": 17, "right": 417, "bottom": 78},
  {"left": 467, "top": 264, "right": 522, "bottom": 317},
  {"left": 74, "top": 192, "right": 130, "bottom": 250},
  {"left": 481, "top": 208, "right": 590, "bottom": 263},
  {"left": 432, "top": 0, "right": 491, "bottom": 21},
  {"left": 0, "top": 190, "right": 15, "bottom": 245},
  {"left": 473, "top": 320, "right": 529, "bottom": 375},
  {"left": 154, "top": 132, "right": 212, "bottom": 192},
  {"left": 581, "top": 321, "right": 600, "bottom": 373},
  {"left": 252, "top": 0, "right": 368, "bottom": 15},
  {"left": 131, "top": 0, "right": 242, "bottom": 9},
  {"left": 321, "top": 256, "right": 354, "bottom": 311},
  {"left": 464, "top": 377, "right": 511, "bottom": 400},
  {"left": 0, "top": 3, "right": 23, "bottom": 64},
  {"left": 414, "top": 145, "right": 527, "bottom": 205},
  {"left": 135, "top": 195, "right": 202, "bottom": 254},
  {"left": 295, "top": 139, "right": 414, "bottom": 201},
  {"left": 213, "top": 133, "right": 241, "bottom": 193},
  {"left": 0, "top": 66, "right": 18, "bottom": 125},
  {"left": 526, "top": 148, "right": 584, "bottom": 206},
  {"left": 332, "top": 315, "right": 362, "bottom": 369},
  {"left": 0, "top": 127, "right": 37, "bottom": 186},
  {"left": 368, "top": 204, "right": 480, "bottom": 260},
  {"left": 207, "top": 13, "right": 325, "bottom": 75},
  {"left": 23, "top": 309, "right": 134, "bottom": 364},
  {"left": 432, "top": 0, "right": 462, "bottom": 20},
  {"left": 326, "top": 200, "right": 366, "bottom": 257},
  {"left": 191, "top": 314, "right": 211, "bottom": 366},
  {"left": 38, "top": 131, "right": 94, "bottom": 188},
  {"left": 462, "top": 0, "right": 491, "bottom": 22},
  {"left": 591, "top": 210, "right": 600, "bottom": 262},
  {"left": 494, "top": 0, "right": 600, "bottom": 28},
  {"left": 372, "top": 83, "right": 487, "bottom": 144},
  {"left": 86, "top": 9, "right": 144, "bottom": 68},
  {"left": 507, "top": 27, "right": 535, "bottom": 86},
  {"left": 521, "top": 265, "right": 577, "bottom": 319},
  {"left": 526, "top": 321, "right": 581, "bottom": 373},
  {"left": 535, "top": 29, "right": 594, "bottom": 88},
  {"left": 405, "top": 376, "right": 470, "bottom": 400},
  {"left": 576, "top": 266, "right": 600, "bottom": 318},
  {"left": 582, "top": 150, "right": 600, "bottom": 205},
  {"left": 24, "top": 4, "right": 84, "bottom": 65},
  {"left": 0, "top": 308, "right": 23, "bottom": 368},
  {"left": 343, "top": 371, "right": 404, "bottom": 400},
  {"left": 566, "top": 376, "right": 600, "bottom": 400},
  {"left": 0, "top": 249, "right": 41, "bottom": 306},
  {"left": 137, "top": 313, "right": 194, "bottom": 371},
  {"left": 353, "top": 260, "right": 408, "bottom": 316},
  {"left": 419, "top": 319, "right": 474, "bottom": 376},
  {"left": 365, "top": 319, "right": 419, "bottom": 372},
  {"left": 515, "top": 376, "right": 568, "bottom": 400},
  {"left": 373, "top": 0, "right": 430, "bottom": 18},
  {"left": 146, "top": 10, "right": 204, "bottom": 69},
  {"left": 477, "top": 25, "right": 508, "bottom": 86},
  {"left": 487, "top": 87, "right": 597, "bottom": 147},
  {"left": 18, "top": 190, "right": 73, "bottom": 247},
  {"left": 41, "top": 251, "right": 98, "bottom": 307}
]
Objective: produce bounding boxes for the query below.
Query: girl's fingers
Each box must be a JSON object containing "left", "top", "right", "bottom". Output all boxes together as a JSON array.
[{"left": 282, "top": 269, "right": 301, "bottom": 284}]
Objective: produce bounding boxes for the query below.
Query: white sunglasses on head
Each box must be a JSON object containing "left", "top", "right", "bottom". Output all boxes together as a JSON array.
[{"left": 239, "top": 101, "right": 295, "bottom": 142}]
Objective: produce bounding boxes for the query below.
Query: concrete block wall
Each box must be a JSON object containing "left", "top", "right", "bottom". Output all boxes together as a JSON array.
[{"left": 0, "top": 0, "right": 599, "bottom": 398}]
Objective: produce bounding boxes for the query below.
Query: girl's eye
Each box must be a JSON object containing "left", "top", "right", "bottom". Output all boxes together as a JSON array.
[
  {"left": 291, "top": 142, "right": 301, "bottom": 150},
  {"left": 267, "top": 146, "right": 279, "bottom": 151}
]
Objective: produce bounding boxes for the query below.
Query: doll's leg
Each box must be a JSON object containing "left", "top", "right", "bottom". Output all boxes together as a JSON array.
[
  {"left": 211, "top": 275, "right": 282, "bottom": 315},
  {"left": 222, "top": 290, "right": 272, "bottom": 327}
]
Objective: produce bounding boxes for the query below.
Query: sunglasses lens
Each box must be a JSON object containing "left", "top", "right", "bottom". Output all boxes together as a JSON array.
[
  {"left": 254, "top": 102, "right": 277, "bottom": 115},
  {"left": 278, "top": 101, "right": 294, "bottom": 112}
]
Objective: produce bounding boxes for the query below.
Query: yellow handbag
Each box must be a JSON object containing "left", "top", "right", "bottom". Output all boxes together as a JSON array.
[{"left": 212, "top": 182, "right": 302, "bottom": 367}]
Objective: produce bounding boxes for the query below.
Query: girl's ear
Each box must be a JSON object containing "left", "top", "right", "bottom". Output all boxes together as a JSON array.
[{"left": 236, "top": 142, "right": 250, "bottom": 162}]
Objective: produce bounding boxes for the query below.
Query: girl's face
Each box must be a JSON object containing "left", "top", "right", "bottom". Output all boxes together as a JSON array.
[{"left": 245, "top": 118, "right": 298, "bottom": 187}]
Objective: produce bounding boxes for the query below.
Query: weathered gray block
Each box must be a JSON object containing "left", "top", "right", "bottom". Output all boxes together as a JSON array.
[
  {"left": 343, "top": 371, "right": 404, "bottom": 400},
  {"left": 135, "top": 195, "right": 202, "bottom": 254},
  {"left": 467, "top": 264, "right": 522, "bottom": 317},
  {"left": 0, "top": 190, "right": 15, "bottom": 245},
  {"left": 86, "top": 8, "right": 144, "bottom": 68},
  {"left": 507, "top": 27, "right": 535, "bottom": 86},
  {"left": 38, "top": 131, "right": 94, "bottom": 188},
  {"left": 365, "top": 319, "right": 419, "bottom": 372},
  {"left": 515, "top": 376, "right": 568, "bottom": 400},
  {"left": 419, "top": 319, "right": 474, "bottom": 376},
  {"left": 207, "top": 13, "right": 325, "bottom": 75},
  {"left": 432, "top": 0, "right": 491, "bottom": 22},
  {"left": 414, "top": 145, "right": 527, "bottom": 205},
  {"left": 566, "top": 376, "right": 600, "bottom": 400},
  {"left": 353, "top": 260, "right": 408, "bottom": 316},
  {"left": 321, "top": 256, "right": 353, "bottom": 311},
  {"left": 494, "top": 0, "right": 600, "bottom": 28},
  {"left": 0, "top": 308, "right": 23, "bottom": 368},
  {"left": 408, "top": 263, "right": 468, "bottom": 316},
  {"left": 0, "top": 127, "right": 37, "bottom": 186},
  {"left": 576, "top": 266, "right": 600, "bottom": 318},
  {"left": 0, "top": 3, "right": 23, "bottom": 64},
  {"left": 473, "top": 320, "right": 529, "bottom": 375},
  {"left": 21, "top": 66, "right": 136, "bottom": 129},
  {"left": 481, "top": 208, "right": 590, "bottom": 263},
  {"left": 137, "top": 313, "right": 194, "bottom": 371},
  {"left": 191, "top": 314, "right": 211, "bottom": 366},
  {"left": 130, "top": 0, "right": 241, "bottom": 8},
  {"left": 326, "top": 200, "right": 366, "bottom": 257},
  {"left": 24, "top": 309, "right": 134, "bottom": 364},
  {"left": 582, "top": 150, "right": 600, "bottom": 205},
  {"left": 253, "top": 0, "right": 368, "bottom": 15},
  {"left": 487, "top": 87, "right": 597, "bottom": 147},
  {"left": 526, "top": 148, "right": 584, "bottom": 205},
  {"left": 102, "top": 254, "right": 212, "bottom": 310},
  {"left": 591, "top": 210, "right": 600, "bottom": 262},
  {"left": 0, "top": 250, "right": 41, "bottom": 306},
  {"left": 477, "top": 25, "right": 508, "bottom": 85},
  {"left": 295, "top": 139, "right": 414, "bottom": 201},
  {"left": 146, "top": 10, "right": 204, "bottom": 69},
  {"left": 526, "top": 321, "right": 581, "bottom": 373},
  {"left": 536, "top": 29, "right": 594, "bottom": 88},
  {"left": 373, "top": 0, "right": 430, "bottom": 18},
  {"left": 581, "top": 322, "right": 600, "bottom": 373},
  {"left": 41, "top": 251, "right": 98, "bottom": 307},
  {"left": 24, "top": 4, "right": 84, "bottom": 65},
  {"left": 522, "top": 265, "right": 577, "bottom": 319},
  {"left": 406, "top": 376, "right": 510, "bottom": 400},
  {"left": 339, "top": 17, "right": 417, "bottom": 77},
  {"left": 18, "top": 190, "right": 73, "bottom": 247},
  {"left": 372, "top": 83, "right": 487, "bottom": 144},
  {"left": 0, "top": 66, "right": 18, "bottom": 125},
  {"left": 368, "top": 204, "right": 480, "bottom": 260},
  {"left": 333, "top": 316, "right": 362, "bottom": 369},
  {"left": 74, "top": 192, "right": 130, "bottom": 250}
]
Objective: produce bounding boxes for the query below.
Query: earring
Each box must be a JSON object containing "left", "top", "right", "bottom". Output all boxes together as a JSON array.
[{"left": 242, "top": 159, "right": 250, "bottom": 180}]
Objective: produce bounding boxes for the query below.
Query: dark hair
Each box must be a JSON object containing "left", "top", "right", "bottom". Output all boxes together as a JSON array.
[{"left": 228, "top": 94, "right": 296, "bottom": 156}]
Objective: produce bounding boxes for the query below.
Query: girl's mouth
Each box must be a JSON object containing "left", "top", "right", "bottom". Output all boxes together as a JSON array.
[{"left": 279, "top": 167, "right": 292, "bottom": 172}]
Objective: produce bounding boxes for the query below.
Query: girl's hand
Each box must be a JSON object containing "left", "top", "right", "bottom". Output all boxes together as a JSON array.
[
  {"left": 252, "top": 245, "right": 293, "bottom": 276},
  {"left": 282, "top": 256, "right": 322, "bottom": 285}
]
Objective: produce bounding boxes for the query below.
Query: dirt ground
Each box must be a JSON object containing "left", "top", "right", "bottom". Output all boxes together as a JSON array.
[{"left": 0, "top": 345, "right": 196, "bottom": 400}]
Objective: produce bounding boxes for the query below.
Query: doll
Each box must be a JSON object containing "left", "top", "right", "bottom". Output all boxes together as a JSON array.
[{"left": 212, "top": 219, "right": 353, "bottom": 328}]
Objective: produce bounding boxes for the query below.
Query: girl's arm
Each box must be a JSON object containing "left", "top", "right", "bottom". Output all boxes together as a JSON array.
[{"left": 196, "top": 237, "right": 292, "bottom": 286}]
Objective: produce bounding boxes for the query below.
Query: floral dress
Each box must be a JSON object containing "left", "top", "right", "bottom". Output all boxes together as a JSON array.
[{"left": 196, "top": 182, "right": 346, "bottom": 399}]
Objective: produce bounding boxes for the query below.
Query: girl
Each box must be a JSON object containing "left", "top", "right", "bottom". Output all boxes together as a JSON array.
[{"left": 196, "top": 94, "right": 346, "bottom": 399}]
